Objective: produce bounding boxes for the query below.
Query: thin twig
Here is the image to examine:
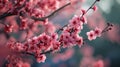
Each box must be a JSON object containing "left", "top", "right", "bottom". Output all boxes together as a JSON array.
[{"left": 82, "top": 0, "right": 97, "bottom": 16}]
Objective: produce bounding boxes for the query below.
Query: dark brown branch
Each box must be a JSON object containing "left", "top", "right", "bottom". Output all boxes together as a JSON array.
[
  {"left": 22, "top": 51, "right": 34, "bottom": 56},
  {"left": 102, "top": 23, "right": 113, "bottom": 33},
  {"left": 0, "top": 12, "right": 15, "bottom": 20},
  {"left": 31, "top": 2, "right": 71, "bottom": 21},
  {"left": 56, "top": 24, "right": 68, "bottom": 33},
  {"left": 40, "top": 50, "right": 53, "bottom": 55}
]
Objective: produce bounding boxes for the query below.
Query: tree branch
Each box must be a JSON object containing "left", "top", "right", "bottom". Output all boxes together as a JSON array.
[
  {"left": 30, "top": 0, "right": 99, "bottom": 56},
  {"left": 0, "top": 1, "right": 27, "bottom": 20},
  {"left": 57, "top": 0, "right": 98, "bottom": 33},
  {"left": 0, "top": 12, "right": 15, "bottom": 20},
  {"left": 31, "top": 2, "right": 71, "bottom": 21}
]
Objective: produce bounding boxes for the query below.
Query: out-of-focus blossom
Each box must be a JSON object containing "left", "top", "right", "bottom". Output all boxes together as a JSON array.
[{"left": 94, "top": 59, "right": 104, "bottom": 67}]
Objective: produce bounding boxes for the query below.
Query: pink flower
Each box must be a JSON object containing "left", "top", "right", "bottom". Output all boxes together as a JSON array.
[
  {"left": 92, "top": 6, "right": 97, "bottom": 11},
  {"left": 31, "top": 36, "right": 38, "bottom": 44},
  {"left": 80, "top": 16, "right": 87, "bottom": 24},
  {"left": 37, "top": 33, "right": 52, "bottom": 51},
  {"left": 36, "top": 54, "right": 46, "bottom": 63},
  {"left": 44, "top": 22, "right": 56, "bottom": 34},
  {"left": 4, "top": 24, "right": 13, "bottom": 33},
  {"left": 51, "top": 33, "right": 58, "bottom": 40},
  {"left": 68, "top": 15, "right": 83, "bottom": 33},
  {"left": 86, "top": 30, "right": 96, "bottom": 40},
  {"left": 76, "top": 36, "right": 83, "bottom": 47},
  {"left": 20, "top": 17, "right": 28, "bottom": 30},
  {"left": 15, "top": 42, "right": 23, "bottom": 51},
  {"left": 94, "top": 27, "right": 102, "bottom": 37},
  {"left": 81, "top": 9, "right": 86, "bottom": 15},
  {"left": 22, "top": 63, "right": 30, "bottom": 67},
  {"left": 69, "top": 15, "right": 82, "bottom": 27},
  {"left": 52, "top": 41, "right": 61, "bottom": 51},
  {"left": 86, "top": 28, "right": 102, "bottom": 41},
  {"left": 94, "top": 59, "right": 104, "bottom": 67}
]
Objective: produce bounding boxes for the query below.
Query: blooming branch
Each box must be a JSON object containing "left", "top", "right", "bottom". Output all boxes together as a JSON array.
[
  {"left": 0, "top": 0, "right": 27, "bottom": 20},
  {"left": 0, "top": 0, "right": 114, "bottom": 67}
]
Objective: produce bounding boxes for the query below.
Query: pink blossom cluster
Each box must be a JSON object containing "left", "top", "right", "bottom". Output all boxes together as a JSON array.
[
  {"left": 7, "top": 33, "right": 60, "bottom": 63},
  {"left": 7, "top": 41, "right": 23, "bottom": 52},
  {"left": 86, "top": 27, "right": 102, "bottom": 41},
  {"left": 6, "top": 14, "right": 86, "bottom": 63},
  {"left": 23, "top": 33, "right": 60, "bottom": 53},
  {"left": 0, "top": 0, "right": 62, "bottom": 33},
  {"left": 0, "top": 0, "right": 26, "bottom": 14},
  {"left": 60, "top": 15, "right": 84, "bottom": 48},
  {"left": 6, "top": 55, "right": 30, "bottom": 67},
  {"left": 22, "top": 0, "right": 60, "bottom": 18},
  {"left": 37, "top": 0, "right": 60, "bottom": 11},
  {"left": 0, "top": 0, "right": 59, "bottom": 15},
  {"left": 0, "top": 0, "right": 12, "bottom": 13}
]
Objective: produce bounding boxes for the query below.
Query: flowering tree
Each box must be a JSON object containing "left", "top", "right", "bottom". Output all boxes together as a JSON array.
[{"left": 0, "top": 0, "right": 113, "bottom": 67}]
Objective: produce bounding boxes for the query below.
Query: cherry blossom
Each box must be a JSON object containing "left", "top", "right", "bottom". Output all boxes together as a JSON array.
[
  {"left": 86, "top": 27, "right": 102, "bottom": 41},
  {"left": 0, "top": 0, "right": 113, "bottom": 66},
  {"left": 94, "top": 59, "right": 104, "bottom": 67},
  {"left": 4, "top": 24, "right": 13, "bottom": 33},
  {"left": 94, "top": 27, "right": 102, "bottom": 37},
  {"left": 92, "top": 6, "right": 98, "bottom": 11},
  {"left": 86, "top": 30, "right": 96, "bottom": 41},
  {"left": 36, "top": 54, "right": 46, "bottom": 63}
]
